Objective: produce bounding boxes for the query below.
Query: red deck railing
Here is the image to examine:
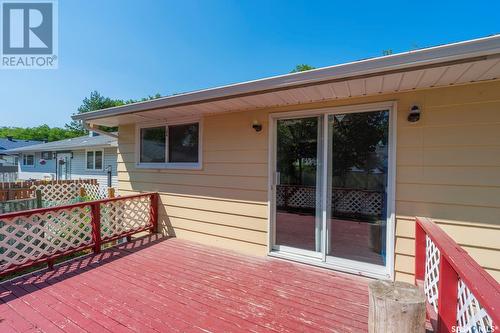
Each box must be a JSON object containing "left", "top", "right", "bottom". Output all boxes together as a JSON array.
[
  {"left": 0, "top": 192, "right": 159, "bottom": 278},
  {"left": 415, "top": 217, "right": 500, "bottom": 333}
]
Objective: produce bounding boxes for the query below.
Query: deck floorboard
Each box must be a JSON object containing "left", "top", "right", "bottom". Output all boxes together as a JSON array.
[{"left": 0, "top": 235, "right": 370, "bottom": 332}]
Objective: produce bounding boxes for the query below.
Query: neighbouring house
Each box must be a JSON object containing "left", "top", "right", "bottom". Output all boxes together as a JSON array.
[
  {"left": 73, "top": 35, "right": 500, "bottom": 283},
  {"left": 5, "top": 132, "right": 118, "bottom": 189},
  {"left": 0, "top": 137, "right": 42, "bottom": 182}
]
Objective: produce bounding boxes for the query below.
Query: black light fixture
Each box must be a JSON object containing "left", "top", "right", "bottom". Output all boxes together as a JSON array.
[
  {"left": 252, "top": 120, "right": 262, "bottom": 132},
  {"left": 408, "top": 105, "right": 421, "bottom": 123}
]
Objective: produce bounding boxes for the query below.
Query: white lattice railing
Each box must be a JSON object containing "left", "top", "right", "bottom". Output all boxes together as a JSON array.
[
  {"left": 0, "top": 193, "right": 158, "bottom": 277},
  {"left": 100, "top": 195, "right": 151, "bottom": 241},
  {"left": 415, "top": 217, "right": 499, "bottom": 333},
  {"left": 82, "top": 183, "right": 112, "bottom": 201},
  {"left": 276, "top": 184, "right": 383, "bottom": 217}
]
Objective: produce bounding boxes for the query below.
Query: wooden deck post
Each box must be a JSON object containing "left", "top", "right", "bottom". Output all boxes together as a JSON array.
[
  {"left": 79, "top": 187, "right": 86, "bottom": 201},
  {"left": 35, "top": 190, "right": 43, "bottom": 208},
  {"left": 107, "top": 187, "right": 115, "bottom": 198},
  {"left": 437, "top": 257, "right": 459, "bottom": 333},
  {"left": 368, "top": 280, "right": 426, "bottom": 333},
  {"left": 414, "top": 221, "right": 426, "bottom": 284},
  {"left": 90, "top": 203, "right": 101, "bottom": 254},
  {"left": 149, "top": 193, "right": 158, "bottom": 233}
]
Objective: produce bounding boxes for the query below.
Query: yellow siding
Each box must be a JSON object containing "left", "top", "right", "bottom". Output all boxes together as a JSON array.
[{"left": 117, "top": 79, "right": 500, "bottom": 280}]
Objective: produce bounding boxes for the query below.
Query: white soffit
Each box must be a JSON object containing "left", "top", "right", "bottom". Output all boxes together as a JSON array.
[{"left": 77, "top": 35, "right": 500, "bottom": 127}]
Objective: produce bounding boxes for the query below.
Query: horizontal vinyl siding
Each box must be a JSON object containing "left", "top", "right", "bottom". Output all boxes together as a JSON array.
[
  {"left": 117, "top": 113, "right": 269, "bottom": 256},
  {"left": 117, "top": 80, "right": 500, "bottom": 281},
  {"left": 18, "top": 148, "right": 118, "bottom": 189},
  {"left": 69, "top": 148, "right": 118, "bottom": 189},
  {"left": 395, "top": 81, "right": 500, "bottom": 282},
  {"left": 18, "top": 152, "right": 57, "bottom": 179}
]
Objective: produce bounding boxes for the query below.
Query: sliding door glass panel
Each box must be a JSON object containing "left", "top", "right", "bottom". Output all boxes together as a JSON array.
[
  {"left": 275, "top": 117, "right": 321, "bottom": 252},
  {"left": 327, "top": 110, "right": 389, "bottom": 266}
]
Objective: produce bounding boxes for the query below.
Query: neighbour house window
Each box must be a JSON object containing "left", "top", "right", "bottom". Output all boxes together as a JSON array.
[
  {"left": 41, "top": 151, "right": 53, "bottom": 160},
  {"left": 138, "top": 121, "right": 201, "bottom": 168},
  {"left": 86, "top": 150, "right": 104, "bottom": 170},
  {"left": 23, "top": 154, "right": 34, "bottom": 166}
]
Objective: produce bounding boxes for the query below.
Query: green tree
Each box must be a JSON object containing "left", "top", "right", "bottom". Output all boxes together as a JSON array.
[
  {"left": 66, "top": 91, "right": 162, "bottom": 134},
  {"left": 0, "top": 125, "right": 79, "bottom": 142},
  {"left": 65, "top": 91, "right": 124, "bottom": 134},
  {"left": 290, "top": 64, "right": 316, "bottom": 73}
]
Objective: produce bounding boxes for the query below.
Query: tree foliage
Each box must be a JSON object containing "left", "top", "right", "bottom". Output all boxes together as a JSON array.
[
  {"left": 290, "top": 64, "right": 316, "bottom": 73},
  {"left": 1, "top": 91, "right": 162, "bottom": 142},
  {"left": 277, "top": 118, "right": 318, "bottom": 185},
  {"left": 0, "top": 125, "right": 80, "bottom": 142},
  {"left": 65, "top": 91, "right": 162, "bottom": 134},
  {"left": 331, "top": 111, "right": 389, "bottom": 188}
]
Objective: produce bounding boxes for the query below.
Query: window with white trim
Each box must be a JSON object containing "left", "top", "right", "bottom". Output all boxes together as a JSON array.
[
  {"left": 23, "top": 154, "right": 34, "bottom": 166},
  {"left": 86, "top": 150, "right": 103, "bottom": 170},
  {"left": 138, "top": 121, "right": 201, "bottom": 168}
]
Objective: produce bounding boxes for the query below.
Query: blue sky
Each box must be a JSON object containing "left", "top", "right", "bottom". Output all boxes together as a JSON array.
[{"left": 1, "top": 0, "right": 499, "bottom": 127}]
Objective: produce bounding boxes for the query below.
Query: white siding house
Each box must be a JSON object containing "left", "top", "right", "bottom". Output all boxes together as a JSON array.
[{"left": 6, "top": 133, "right": 118, "bottom": 189}]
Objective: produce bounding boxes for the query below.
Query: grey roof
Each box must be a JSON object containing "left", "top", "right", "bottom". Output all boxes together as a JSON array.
[
  {"left": 0, "top": 138, "right": 43, "bottom": 151},
  {"left": 4, "top": 134, "right": 117, "bottom": 153}
]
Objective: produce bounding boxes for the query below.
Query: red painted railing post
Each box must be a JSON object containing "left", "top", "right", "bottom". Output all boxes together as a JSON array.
[
  {"left": 47, "top": 259, "right": 54, "bottom": 270},
  {"left": 437, "top": 256, "right": 459, "bottom": 333},
  {"left": 149, "top": 193, "right": 159, "bottom": 233},
  {"left": 415, "top": 220, "right": 426, "bottom": 283},
  {"left": 90, "top": 202, "right": 101, "bottom": 254}
]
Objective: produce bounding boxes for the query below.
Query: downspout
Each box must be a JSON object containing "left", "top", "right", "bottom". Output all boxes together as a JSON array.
[{"left": 82, "top": 122, "right": 119, "bottom": 139}]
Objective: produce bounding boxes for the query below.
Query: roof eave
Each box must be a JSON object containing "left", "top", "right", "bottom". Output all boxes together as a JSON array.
[{"left": 72, "top": 34, "right": 500, "bottom": 122}]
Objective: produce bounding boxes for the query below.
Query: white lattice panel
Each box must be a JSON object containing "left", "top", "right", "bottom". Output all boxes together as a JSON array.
[
  {"left": 276, "top": 185, "right": 383, "bottom": 217},
  {"left": 424, "top": 235, "right": 441, "bottom": 313},
  {"left": 83, "top": 184, "right": 109, "bottom": 201},
  {"left": 31, "top": 183, "right": 81, "bottom": 207},
  {"left": 100, "top": 196, "right": 151, "bottom": 240},
  {"left": 276, "top": 185, "right": 316, "bottom": 209},
  {"left": 332, "top": 189, "right": 383, "bottom": 216},
  {"left": 457, "top": 280, "right": 494, "bottom": 333},
  {"left": 0, "top": 206, "right": 93, "bottom": 271}
]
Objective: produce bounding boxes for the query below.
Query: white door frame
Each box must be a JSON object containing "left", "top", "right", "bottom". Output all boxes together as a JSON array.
[{"left": 267, "top": 100, "right": 397, "bottom": 280}]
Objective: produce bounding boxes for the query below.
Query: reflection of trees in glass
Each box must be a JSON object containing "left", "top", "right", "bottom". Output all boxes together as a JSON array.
[
  {"left": 169, "top": 123, "right": 199, "bottom": 163},
  {"left": 141, "top": 127, "right": 166, "bottom": 163},
  {"left": 331, "top": 111, "right": 388, "bottom": 189},
  {"left": 277, "top": 118, "right": 318, "bottom": 185}
]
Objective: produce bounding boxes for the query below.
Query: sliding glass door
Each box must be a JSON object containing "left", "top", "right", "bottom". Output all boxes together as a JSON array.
[
  {"left": 271, "top": 104, "right": 394, "bottom": 277},
  {"left": 274, "top": 116, "right": 322, "bottom": 256},
  {"left": 326, "top": 110, "right": 390, "bottom": 268}
]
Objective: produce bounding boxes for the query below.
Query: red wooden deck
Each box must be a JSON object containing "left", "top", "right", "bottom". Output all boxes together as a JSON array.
[{"left": 0, "top": 235, "right": 370, "bottom": 333}]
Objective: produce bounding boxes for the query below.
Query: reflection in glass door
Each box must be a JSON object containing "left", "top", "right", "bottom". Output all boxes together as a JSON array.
[
  {"left": 327, "top": 110, "right": 389, "bottom": 266},
  {"left": 274, "top": 117, "right": 322, "bottom": 254},
  {"left": 271, "top": 105, "right": 393, "bottom": 277}
]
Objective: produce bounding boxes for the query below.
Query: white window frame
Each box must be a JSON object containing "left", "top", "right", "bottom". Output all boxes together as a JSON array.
[
  {"left": 267, "top": 101, "right": 397, "bottom": 280},
  {"left": 135, "top": 117, "right": 203, "bottom": 170},
  {"left": 85, "top": 149, "right": 104, "bottom": 171},
  {"left": 22, "top": 153, "right": 35, "bottom": 167}
]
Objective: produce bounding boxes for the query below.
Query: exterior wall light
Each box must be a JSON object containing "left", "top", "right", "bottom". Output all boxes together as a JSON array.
[
  {"left": 252, "top": 120, "right": 263, "bottom": 132},
  {"left": 408, "top": 105, "right": 421, "bottom": 123}
]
